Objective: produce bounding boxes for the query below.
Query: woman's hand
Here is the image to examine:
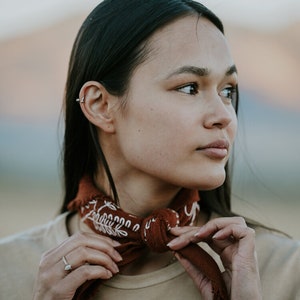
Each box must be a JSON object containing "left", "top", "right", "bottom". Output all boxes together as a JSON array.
[
  {"left": 33, "top": 232, "right": 122, "bottom": 300},
  {"left": 168, "top": 217, "right": 262, "bottom": 300}
]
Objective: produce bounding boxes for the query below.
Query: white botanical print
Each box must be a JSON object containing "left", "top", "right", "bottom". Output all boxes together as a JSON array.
[
  {"left": 184, "top": 202, "right": 200, "bottom": 225},
  {"left": 82, "top": 199, "right": 140, "bottom": 237}
]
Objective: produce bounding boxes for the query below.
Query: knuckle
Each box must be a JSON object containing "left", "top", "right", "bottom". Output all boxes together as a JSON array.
[
  {"left": 49, "top": 285, "right": 62, "bottom": 298},
  {"left": 234, "top": 216, "right": 246, "bottom": 226},
  {"left": 77, "top": 245, "right": 88, "bottom": 257},
  {"left": 38, "top": 271, "right": 50, "bottom": 285},
  {"left": 77, "top": 264, "right": 110, "bottom": 281},
  {"left": 78, "top": 248, "right": 93, "bottom": 265},
  {"left": 38, "top": 270, "right": 57, "bottom": 291},
  {"left": 247, "top": 227, "right": 256, "bottom": 237},
  {"left": 73, "top": 231, "right": 87, "bottom": 243},
  {"left": 39, "top": 253, "right": 50, "bottom": 270},
  {"left": 78, "top": 264, "right": 92, "bottom": 278}
]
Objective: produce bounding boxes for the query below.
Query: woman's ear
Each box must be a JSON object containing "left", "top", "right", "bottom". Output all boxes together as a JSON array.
[{"left": 78, "top": 81, "right": 117, "bottom": 133}]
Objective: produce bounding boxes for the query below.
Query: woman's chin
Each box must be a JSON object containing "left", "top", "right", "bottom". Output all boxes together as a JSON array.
[{"left": 191, "top": 173, "right": 226, "bottom": 191}]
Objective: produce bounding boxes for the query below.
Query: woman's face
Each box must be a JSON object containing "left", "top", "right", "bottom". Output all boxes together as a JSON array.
[{"left": 111, "top": 15, "right": 238, "bottom": 191}]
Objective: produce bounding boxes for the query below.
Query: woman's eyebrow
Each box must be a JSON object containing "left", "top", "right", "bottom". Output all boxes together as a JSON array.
[
  {"left": 226, "top": 65, "right": 237, "bottom": 76},
  {"left": 165, "top": 64, "right": 237, "bottom": 79},
  {"left": 166, "top": 66, "right": 209, "bottom": 79}
]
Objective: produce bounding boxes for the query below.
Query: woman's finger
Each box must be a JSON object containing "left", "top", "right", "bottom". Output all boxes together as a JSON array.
[
  {"left": 168, "top": 226, "right": 199, "bottom": 249},
  {"left": 34, "top": 231, "right": 123, "bottom": 300},
  {"left": 194, "top": 217, "right": 247, "bottom": 239},
  {"left": 43, "top": 231, "right": 122, "bottom": 267},
  {"left": 35, "top": 264, "right": 114, "bottom": 299},
  {"left": 168, "top": 217, "right": 248, "bottom": 250},
  {"left": 55, "top": 246, "right": 120, "bottom": 277},
  {"left": 39, "top": 232, "right": 122, "bottom": 280},
  {"left": 169, "top": 217, "right": 260, "bottom": 300}
]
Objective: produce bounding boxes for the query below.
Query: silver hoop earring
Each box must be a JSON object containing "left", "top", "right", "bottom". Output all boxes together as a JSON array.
[{"left": 76, "top": 96, "right": 85, "bottom": 103}]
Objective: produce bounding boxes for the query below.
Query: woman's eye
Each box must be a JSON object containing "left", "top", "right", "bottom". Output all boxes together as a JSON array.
[
  {"left": 220, "top": 86, "right": 237, "bottom": 102},
  {"left": 176, "top": 83, "right": 199, "bottom": 95}
]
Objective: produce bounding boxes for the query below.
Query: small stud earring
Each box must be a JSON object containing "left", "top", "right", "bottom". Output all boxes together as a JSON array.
[{"left": 76, "top": 96, "right": 85, "bottom": 103}]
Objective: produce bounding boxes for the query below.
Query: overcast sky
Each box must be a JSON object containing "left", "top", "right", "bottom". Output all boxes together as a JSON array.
[{"left": 0, "top": 0, "right": 300, "bottom": 40}]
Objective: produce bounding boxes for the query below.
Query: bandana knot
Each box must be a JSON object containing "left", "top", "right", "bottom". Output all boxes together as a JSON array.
[
  {"left": 68, "top": 176, "right": 228, "bottom": 300},
  {"left": 141, "top": 208, "right": 179, "bottom": 252}
]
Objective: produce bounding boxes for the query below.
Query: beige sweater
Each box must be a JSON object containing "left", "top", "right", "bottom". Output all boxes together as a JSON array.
[{"left": 0, "top": 213, "right": 299, "bottom": 299}]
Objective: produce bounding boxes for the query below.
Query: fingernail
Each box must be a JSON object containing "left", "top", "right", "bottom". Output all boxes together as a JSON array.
[
  {"left": 112, "top": 249, "right": 123, "bottom": 262},
  {"left": 115, "top": 253, "right": 123, "bottom": 262},
  {"left": 113, "top": 263, "right": 119, "bottom": 273},
  {"left": 106, "top": 270, "right": 113, "bottom": 278},
  {"left": 212, "top": 232, "right": 221, "bottom": 239},
  {"left": 167, "top": 239, "right": 177, "bottom": 248},
  {"left": 113, "top": 240, "right": 121, "bottom": 247},
  {"left": 194, "top": 228, "right": 204, "bottom": 237}
]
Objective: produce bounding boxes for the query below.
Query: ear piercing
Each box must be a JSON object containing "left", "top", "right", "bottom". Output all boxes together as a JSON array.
[{"left": 76, "top": 96, "right": 85, "bottom": 103}]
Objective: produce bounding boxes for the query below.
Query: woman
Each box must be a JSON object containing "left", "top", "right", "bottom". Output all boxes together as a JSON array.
[{"left": 0, "top": 1, "right": 299, "bottom": 299}]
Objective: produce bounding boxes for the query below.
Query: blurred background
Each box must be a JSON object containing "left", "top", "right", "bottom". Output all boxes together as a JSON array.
[{"left": 0, "top": 0, "right": 299, "bottom": 238}]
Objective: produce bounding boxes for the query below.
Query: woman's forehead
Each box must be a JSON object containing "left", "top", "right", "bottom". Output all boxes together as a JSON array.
[
  {"left": 148, "top": 16, "right": 222, "bottom": 49},
  {"left": 138, "top": 15, "right": 234, "bottom": 78}
]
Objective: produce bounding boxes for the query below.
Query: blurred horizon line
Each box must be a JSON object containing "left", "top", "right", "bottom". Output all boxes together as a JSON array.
[{"left": 1, "top": 0, "right": 300, "bottom": 41}]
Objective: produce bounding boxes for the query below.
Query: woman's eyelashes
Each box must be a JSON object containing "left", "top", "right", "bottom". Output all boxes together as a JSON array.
[
  {"left": 175, "top": 82, "right": 237, "bottom": 104},
  {"left": 176, "top": 83, "right": 199, "bottom": 95},
  {"left": 219, "top": 86, "right": 237, "bottom": 102},
  {"left": 176, "top": 83, "right": 237, "bottom": 100}
]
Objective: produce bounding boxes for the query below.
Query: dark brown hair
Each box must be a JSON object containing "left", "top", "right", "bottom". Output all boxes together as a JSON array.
[
  {"left": 61, "top": 1, "right": 240, "bottom": 298},
  {"left": 61, "top": 0, "right": 237, "bottom": 218}
]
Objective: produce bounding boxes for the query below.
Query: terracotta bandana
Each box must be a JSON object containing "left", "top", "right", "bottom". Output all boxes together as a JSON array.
[{"left": 68, "top": 176, "right": 228, "bottom": 300}]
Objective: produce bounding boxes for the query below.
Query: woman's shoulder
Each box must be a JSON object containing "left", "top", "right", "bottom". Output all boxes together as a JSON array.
[
  {"left": 254, "top": 226, "right": 300, "bottom": 299},
  {"left": 255, "top": 225, "right": 300, "bottom": 257},
  {"left": 0, "top": 212, "right": 70, "bottom": 268},
  {"left": 0, "top": 212, "right": 70, "bottom": 250},
  {"left": 0, "top": 212, "right": 70, "bottom": 299}
]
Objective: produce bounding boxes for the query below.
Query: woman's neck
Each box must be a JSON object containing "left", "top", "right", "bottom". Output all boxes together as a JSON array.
[
  {"left": 94, "top": 172, "right": 181, "bottom": 217},
  {"left": 117, "top": 185, "right": 181, "bottom": 217}
]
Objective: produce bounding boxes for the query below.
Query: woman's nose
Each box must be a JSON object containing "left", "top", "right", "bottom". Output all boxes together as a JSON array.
[{"left": 203, "top": 95, "right": 236, "bottom": 129}]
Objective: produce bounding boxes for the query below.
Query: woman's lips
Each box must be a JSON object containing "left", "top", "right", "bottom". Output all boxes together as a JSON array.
[{"left": 196, "top": 140, "right": 229, "bottom": 159}]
